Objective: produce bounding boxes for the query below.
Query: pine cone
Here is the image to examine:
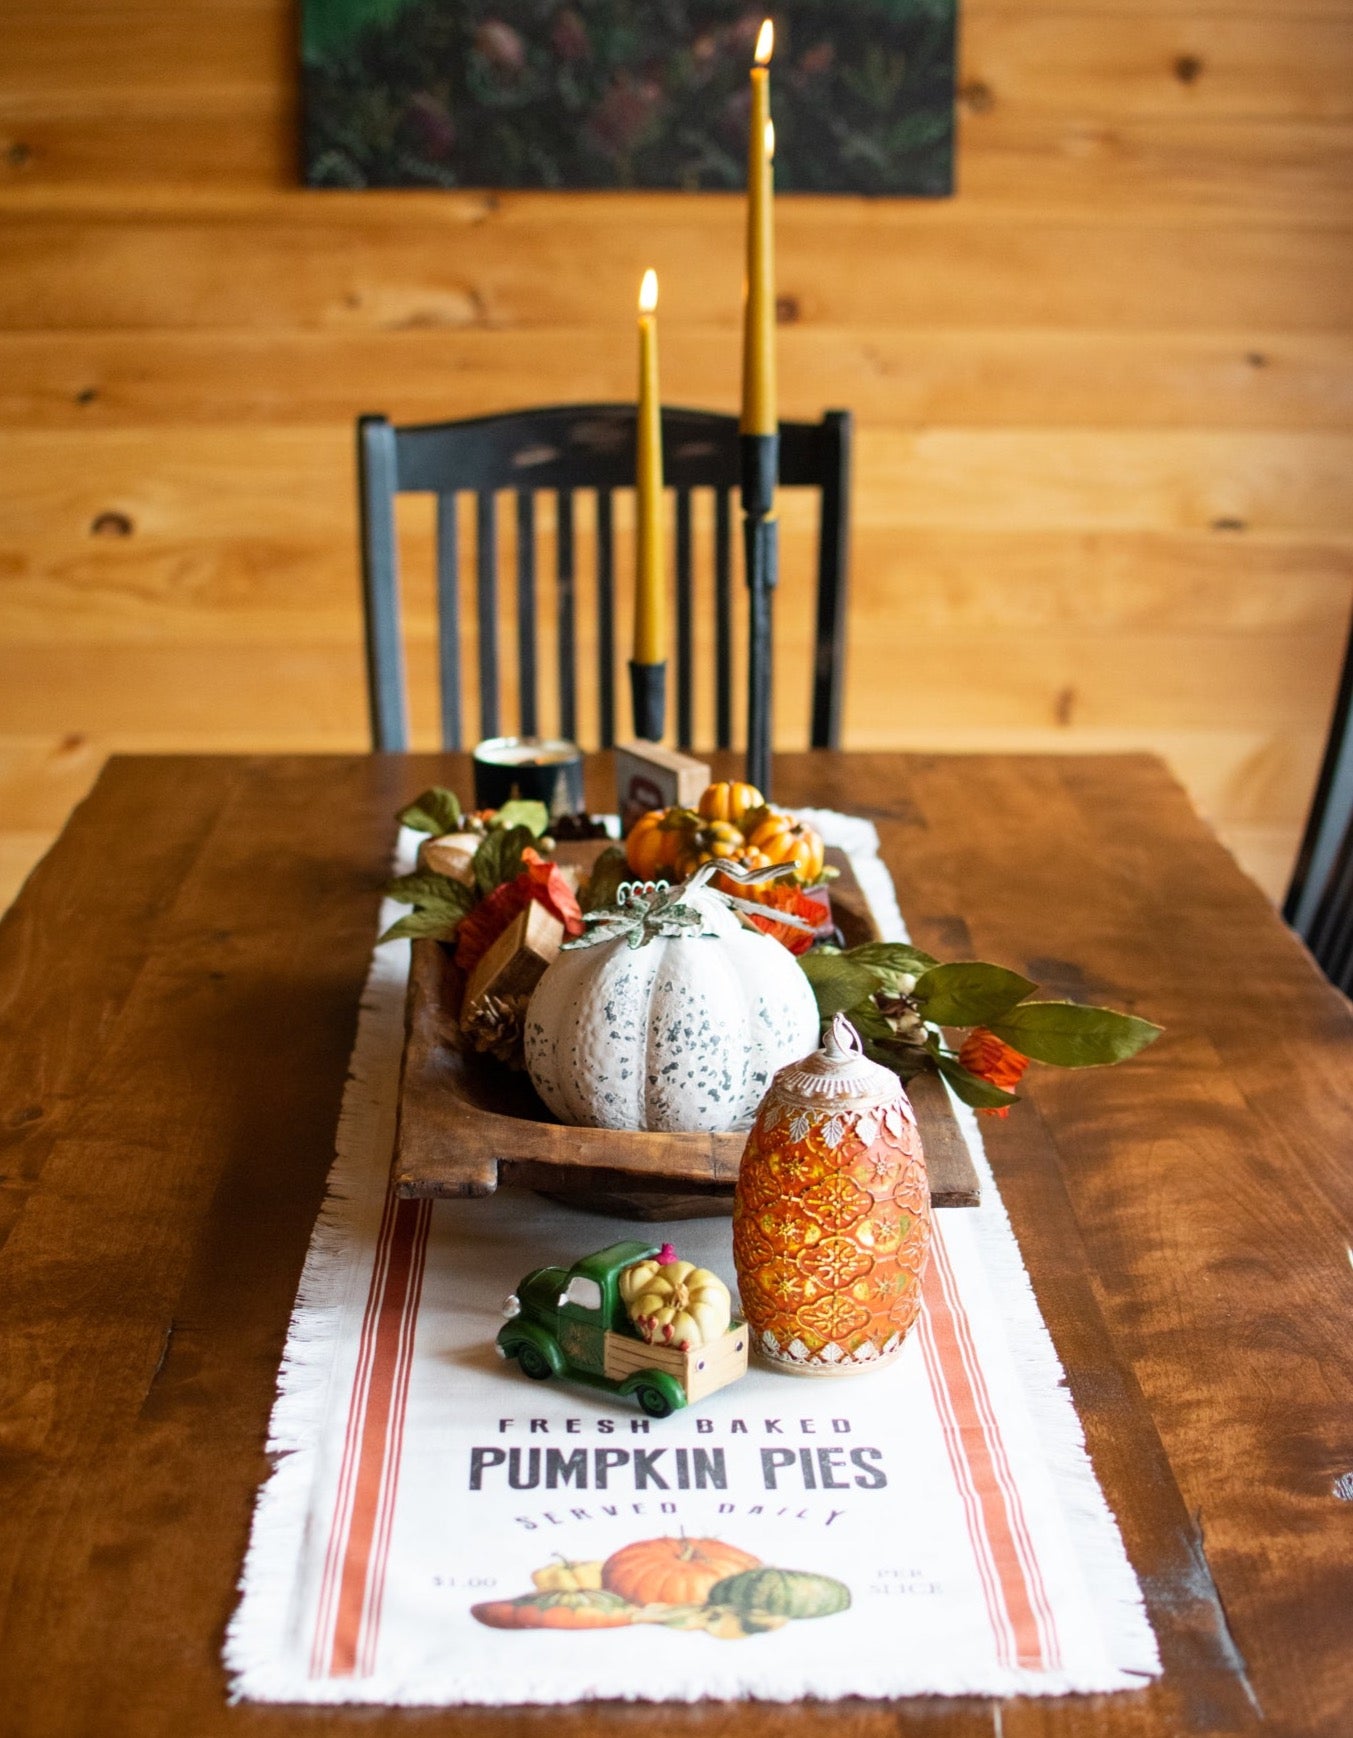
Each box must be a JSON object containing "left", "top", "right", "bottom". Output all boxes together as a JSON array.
[{"left": 461, "top": 991, "right": 528, "bottom": 1067}]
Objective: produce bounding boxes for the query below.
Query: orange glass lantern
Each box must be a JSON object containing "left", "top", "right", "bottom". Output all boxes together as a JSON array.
[{"left": 732, "top": 1014, "right": 931, "bottom": 1375}]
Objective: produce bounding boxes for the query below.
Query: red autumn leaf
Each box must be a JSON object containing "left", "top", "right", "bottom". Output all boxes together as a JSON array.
[{"left": 455, "top": 848, "right": 583, "bottom": 975}]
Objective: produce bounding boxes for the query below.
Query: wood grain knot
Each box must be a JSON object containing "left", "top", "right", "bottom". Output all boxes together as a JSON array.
[
  {"left": 90, "top": 511, "right": 134, "bottom": 537},
  {"left": 75, "top": 386, "right": 99, "bottom": 405},
  {"left": 5, "top": 141, "right": 32, "bottom": 169},
  {"left": 1174, "top": 54, "right": 1204, "bottom": 85},
  {"left": 1211, "top": 517, "right": 1247, "bottom": 533},
  {"left": 775, "top": 295, "right": 801, "bottom": 326},
  {"left": 957, "top": 80, "right": 994, "bottom": 115}
]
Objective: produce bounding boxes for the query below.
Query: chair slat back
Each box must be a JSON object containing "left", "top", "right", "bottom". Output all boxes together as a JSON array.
[
  {"left": 675, "top": 486, "right": 695, "bottom": 751},
  {"left": 358, "top": 402, "right": 851, "bottom": 757},
  {"left": 474, "top": 491, "right": 499, "bottom": 741},
  {"left": 714, "top": 487, "right": 734, "bottom": 750},
  {"left": 596, "top": 487, "right": 616, "bottom": 750},
  {"left": 515, "top": 491, "right": 538, "bottom": 737},
  {"left": 434, "top": 495, "right": 461, "bottom": 749},
  {"left": 555, "top": 489, "right": 578, "bottom": 745},
  {"left": 1285, "top": 605, "right": 1353, "bottom": 991}
]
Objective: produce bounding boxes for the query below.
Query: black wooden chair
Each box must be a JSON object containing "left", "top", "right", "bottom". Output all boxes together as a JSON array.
[
  {"left": 357, "top": 402, "right": 851, "bottom": 754},
  {"left": 1283, "top": 612, "right": 1353, "bottom": 992}
]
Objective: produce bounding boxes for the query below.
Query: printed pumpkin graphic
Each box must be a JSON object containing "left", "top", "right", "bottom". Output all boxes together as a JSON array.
[
  {"left": 601, "top": 1535, "right": 758, "bottom": 1606},
  {"left": 471, "top": 1535, "right": 851, "bottom": 1642}
]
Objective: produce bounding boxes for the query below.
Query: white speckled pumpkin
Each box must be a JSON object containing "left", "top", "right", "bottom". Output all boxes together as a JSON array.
[{"left": 523, "top": 880, "right": 819, "bottom": 1133}]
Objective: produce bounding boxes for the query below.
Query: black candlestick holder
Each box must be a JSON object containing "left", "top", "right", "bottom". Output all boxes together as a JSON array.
[
  {"left": 628, "top": 658, "right": 667, "bottom": 743},
  {"left": 741, "top": 431, "right": 779, "bottom": 800}
]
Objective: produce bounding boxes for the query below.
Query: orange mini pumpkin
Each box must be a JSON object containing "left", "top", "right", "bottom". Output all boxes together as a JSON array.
[
  {"left": 625, "top": 808, "right": 688, "bottom": 879},
  {"left": 697, "top": 781, "right": 765, "bottom": 829},
  {"left": 601, "top": 1536, "right": 760, "bottom": 1607},
  {"left": 743, "top": 811, "right": 826, "bottom": 886}
]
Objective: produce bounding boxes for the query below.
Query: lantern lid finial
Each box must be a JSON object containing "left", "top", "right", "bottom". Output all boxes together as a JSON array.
[{"left": 770, "top": 1015, "right": 911, "bottom": 1111}]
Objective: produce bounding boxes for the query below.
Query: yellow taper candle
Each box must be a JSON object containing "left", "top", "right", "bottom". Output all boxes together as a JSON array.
[
  {"left": 634, "top": 267, "right": 664, "bottom": 666},
  {"left": 741, "top": 19, "right": 777, "bottom": 438}
]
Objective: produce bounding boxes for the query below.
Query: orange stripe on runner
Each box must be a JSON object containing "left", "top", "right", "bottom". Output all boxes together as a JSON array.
[
  {"left": 921, "top": 1227, "right": 1047, "bottom": 1669},
  {"left": 357, "top": 1199, "right": 431, "bottom": 1676},
  {"left": 917, "top": 1302, "right": 1016, "bottom": 1667},
  {"left": 309, "top": 1186, "right": 401, "bottom": 1676},
  {"left": 931, "top": 1230, "right": 1062, "bottom": 1670},
  {"left": 323, "top": 1196, "right": 432, "bottom": 1678}
]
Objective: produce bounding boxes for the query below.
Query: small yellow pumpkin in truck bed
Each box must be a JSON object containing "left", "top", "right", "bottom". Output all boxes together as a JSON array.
[{"left": 619, "top": 1247, "right": 732, "bottom": 1349}]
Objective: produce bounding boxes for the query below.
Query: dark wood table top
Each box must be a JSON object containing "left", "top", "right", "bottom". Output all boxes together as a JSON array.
[{"left": 1, "top": 751, "right": 1350, "bottom": 1738}]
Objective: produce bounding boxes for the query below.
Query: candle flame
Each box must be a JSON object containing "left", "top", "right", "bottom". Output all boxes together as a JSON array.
[
  {"left": 765, "top": 119, "right": 775, "bottom": 161},
  {"left": 755, "top": 18, "right": 774, "bottom": 64},
  {"left": 638, "top": 268, "right": 659, "bottom": 313}
]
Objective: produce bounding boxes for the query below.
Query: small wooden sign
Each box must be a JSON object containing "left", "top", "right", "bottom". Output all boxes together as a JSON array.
[
  {"left": 462, "top": 901, "right": 564, "bottom": 1021},
  {"left": 615, "top": 742, "right": 709, "bottom": 835}
]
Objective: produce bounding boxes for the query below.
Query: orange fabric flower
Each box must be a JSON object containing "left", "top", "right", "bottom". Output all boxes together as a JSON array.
[
  {"left": 455, "top": 848, "right": 583, "bottom": 975},
  {"left": 717, "top": 876, "right": 829, "bottom": 955},
  {"left": 958, "top": 1027, "right": 1030, "bottom": 1117}
]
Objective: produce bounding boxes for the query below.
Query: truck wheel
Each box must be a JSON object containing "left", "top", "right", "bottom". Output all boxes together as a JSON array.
[
  {"left": 516, "top": 1344, "right": 552, "bottom": 1381},
  {"left": 635, "top": 1383, "right": 674, "bottom": 1419}
]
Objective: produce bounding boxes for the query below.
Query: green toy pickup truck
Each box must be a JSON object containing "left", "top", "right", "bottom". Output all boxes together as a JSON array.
[{"left": 495, "top": 1240, "right": 748, "bottom": 1418}]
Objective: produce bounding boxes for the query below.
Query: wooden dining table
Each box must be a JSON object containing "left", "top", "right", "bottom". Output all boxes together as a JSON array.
[{"left": 1, "top": 749, "right": 1350, "bottom": 1738}]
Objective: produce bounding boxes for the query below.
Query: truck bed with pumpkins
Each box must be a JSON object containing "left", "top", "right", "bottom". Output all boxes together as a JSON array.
[{"left": 496, "top": 1240, "right": 748, "bottom": 1417}]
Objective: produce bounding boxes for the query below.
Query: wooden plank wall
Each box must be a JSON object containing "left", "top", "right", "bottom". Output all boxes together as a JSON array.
[{"left": 2, "top": 0, "right": 1352, "bottom": 909}]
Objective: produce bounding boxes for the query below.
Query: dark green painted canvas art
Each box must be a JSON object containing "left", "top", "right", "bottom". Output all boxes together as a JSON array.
[{"left": 303, "top": 2, "right": 956, "bottom": 195}]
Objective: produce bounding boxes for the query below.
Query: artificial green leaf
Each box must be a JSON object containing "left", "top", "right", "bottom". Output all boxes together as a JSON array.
[
  {"left": 988, "top": 1002, "right": 1163, "bottom": 1068},
  {"left": 473, "top": 823, "right": 535, "bottom": 895},
  {"left": 581, "top": 844, "right": 630, "bottom": 912},
  {"left": 861, "top": 1041, "right": 932, "bottom": 1083},
  {"left": 378, "top": 906, "right": 467, "bottom": 944},
  {"left": 911, "top": 961, "right": 1036, "bottom": 1027},
  {"left": 494, "top": 799, "right": 550, "bottom": 837},
  {"left": 933, "top": 1051, "right": 1021, "bottom": 1112},
  {"left": 384, "top": 870, "right": 475, "bottom": 911},
  {"left": 797, "top": 952, "right": 885, "bottom": 1019},
  {"left": 843, "top": 941, "right": 939, "bottom": 991},
  {"left": 844, "top": 999, "right": 896, "bottom": 1040},
  {"left": 397, "top": 786, "right": 463, "bottom": 836}
]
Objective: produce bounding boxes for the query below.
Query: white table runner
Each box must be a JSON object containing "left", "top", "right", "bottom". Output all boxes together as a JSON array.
[{"left": 226, "top": 817, "right": 1160, "bottom": 1704}]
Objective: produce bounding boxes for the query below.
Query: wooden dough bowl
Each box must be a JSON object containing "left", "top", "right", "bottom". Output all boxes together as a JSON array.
[{"left": 390, "top": 845, "right": 980, "bottom": 1217}]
